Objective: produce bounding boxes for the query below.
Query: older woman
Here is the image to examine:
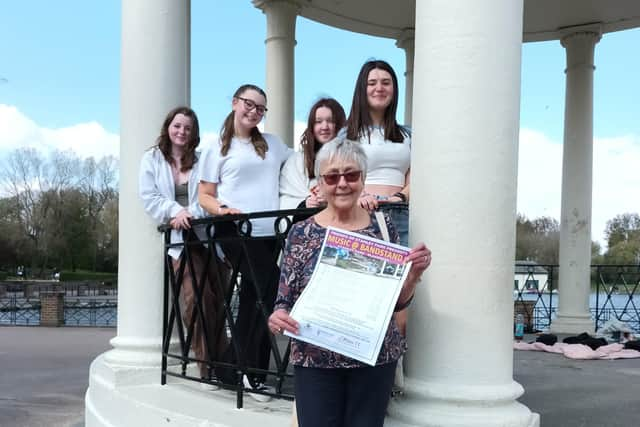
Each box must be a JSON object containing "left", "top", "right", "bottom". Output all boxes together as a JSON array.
[{"left": 269, "top": 138, "right": 431, "bottom": 427}]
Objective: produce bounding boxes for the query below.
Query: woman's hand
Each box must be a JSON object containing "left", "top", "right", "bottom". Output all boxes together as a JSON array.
[
  {"left": 395, "top": 243, "right": 431, "bottom": 308},
  {"left": 404, "top": 242, "right": 431, "bottom": 285},
  {"left": 305, "top": 185, "right": 326, "bottom": 208},
  {"left": 268, "top": 308, "right": 300, "bottom": 335},
  {"left": 218, "top": 206, "right": 242, "bottom": 215},
  {"left": 305, "top": 192, "right": 326, "bottom": 208},
  {"left": 358, "top": 193, "right": 379, "bottom": 211},
  {"left": 170, "top": 208, "right": 192, "bottom": 230}
]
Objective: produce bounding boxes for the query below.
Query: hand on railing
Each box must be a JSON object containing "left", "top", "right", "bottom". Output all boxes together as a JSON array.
[{"left": 169, "top": 208, "right": 193, "bottom": 230}]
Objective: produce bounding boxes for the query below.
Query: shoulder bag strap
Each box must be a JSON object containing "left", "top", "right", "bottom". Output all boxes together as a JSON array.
[{"left": 374, "top": 211, "right": 390, "bottom": 242}]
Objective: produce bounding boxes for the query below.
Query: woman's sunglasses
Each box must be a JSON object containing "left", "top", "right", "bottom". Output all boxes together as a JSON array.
[{"left": 320, "top": 170, "right": 362, "bottom": 186}]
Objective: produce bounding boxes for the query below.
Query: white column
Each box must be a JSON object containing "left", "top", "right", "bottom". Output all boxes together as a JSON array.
[
  {"left": 396, "top": 29, "right": 415, "bottom": 127},
  {"left": 253, "top": 0, "right": 298, "bottom": 148},
  {"left": 106, "top": 0, "right": 190, "bottom": 368},
  {"left": 387, "top": 1, "right": 538, "bottom": 426},
  {"left": 551, "top": 25, "right": 601, "bottom": 334}
]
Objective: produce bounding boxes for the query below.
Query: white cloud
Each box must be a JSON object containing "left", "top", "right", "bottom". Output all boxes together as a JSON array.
[
  {"left": 516, "top": 129, "right": 563, "bottom": 220},
  {"left": 517, "top": 128, "right": 640, "bottom": 246},
  {"left": 0, "top": 104, "right": 119, "bottom": 159},
  {"left": 593, "top": 135, "right": 640, "bottom": 244}
]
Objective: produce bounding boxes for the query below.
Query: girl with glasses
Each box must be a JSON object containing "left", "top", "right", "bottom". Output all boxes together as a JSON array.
[
  {"left": 198, "top": 84, "right": 291, "bottom": 400},
  {"left": 279, "top": 98, "right": 346, "bottom": 212}
]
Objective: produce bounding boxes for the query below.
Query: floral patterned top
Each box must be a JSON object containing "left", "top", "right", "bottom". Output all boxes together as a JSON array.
[{"left": 275, "top": 212, "right": 407, "bottom": 368}]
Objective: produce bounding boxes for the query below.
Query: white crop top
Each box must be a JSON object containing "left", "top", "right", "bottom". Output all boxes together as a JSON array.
[{"left": 357, "top": 127, "right": 411, "bottom": 187}]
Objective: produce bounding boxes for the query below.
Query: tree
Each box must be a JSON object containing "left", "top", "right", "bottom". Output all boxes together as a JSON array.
[
  {"left": 1, "top": 148, "right": 58, "bottom": 272},
  {"left": 78, "top": 156, "right": 118, "bottom": 270},
  {"left": 0, "top": 148, "right": 119, "bottom": 275},
  {"left": 603, "top": 213, "right": 640, "bottom": 265},
  {"left": 0, "top": 198, "right": 24, "bottom": 268},
  {"left": 604, "top": 213, "right": 640, "bottom": 248},
  {"left": 516, "top": 214, "right": 560, "bottom": 264}
]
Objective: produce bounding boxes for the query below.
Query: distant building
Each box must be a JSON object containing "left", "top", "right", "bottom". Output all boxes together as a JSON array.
[{"left": 514, "top": 260, "right": 549, "bottom": 293}]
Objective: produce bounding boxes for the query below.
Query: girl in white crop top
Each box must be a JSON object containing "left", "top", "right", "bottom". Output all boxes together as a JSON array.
[
  {"left": 345, "top": 60, "right": 412, "bottom": 348},
  {"left": 344, "top": 60, "right": 411, "bottom": 246}
]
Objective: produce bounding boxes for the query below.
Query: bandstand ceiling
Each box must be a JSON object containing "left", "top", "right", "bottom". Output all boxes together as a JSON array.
[{"left": 293, "top": 0, "right": 640, "bottom": 42}]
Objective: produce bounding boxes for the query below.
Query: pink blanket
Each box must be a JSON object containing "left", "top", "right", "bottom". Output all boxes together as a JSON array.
[{"left": 514, "top": 341, "right": 640, "bottom": 360}]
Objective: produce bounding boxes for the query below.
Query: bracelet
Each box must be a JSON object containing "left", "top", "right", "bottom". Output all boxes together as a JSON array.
[
  {"left": 394, "top": 293, "right": 414, "bottom": 312},
  {"left": 393, "top": 192, "right": 407, "bottom": 203},
  {"left": 218, "top": 204, "right": 228, "bottom": 215}
]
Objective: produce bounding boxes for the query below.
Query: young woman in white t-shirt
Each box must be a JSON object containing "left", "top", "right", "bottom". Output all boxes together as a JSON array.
[
  {"left": 279, "top": 97, "right": 346, "bottom": 211},
  {"left": 198, "top": 84, "right": 290, "bottom": 398}
]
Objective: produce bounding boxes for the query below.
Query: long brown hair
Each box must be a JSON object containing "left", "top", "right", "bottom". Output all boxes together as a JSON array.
[
  {"left": 220, "top": 84, "right": 268, "bottom": 158},
  {"left": 345, "top": 60, "right": 408, "bottom": 143},
  {"left": 156, "top": 106, "right": 200, "bottom": 172},
  {"left": 301, "top": 98, "right": 346, "bottom": 179}
]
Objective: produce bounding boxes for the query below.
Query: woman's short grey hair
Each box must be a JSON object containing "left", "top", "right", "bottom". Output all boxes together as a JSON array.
[{"left": 314, "top": 137, "right": 368, "bottom": 180}]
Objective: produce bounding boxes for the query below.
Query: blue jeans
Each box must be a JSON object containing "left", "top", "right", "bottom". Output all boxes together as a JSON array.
[{"left": 385, "top": 205, "right": 409, "bottom": 247}]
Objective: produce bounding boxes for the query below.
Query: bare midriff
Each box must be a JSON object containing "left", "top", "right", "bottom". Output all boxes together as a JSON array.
[{"left": 364, "top": 184, "right": 403, "bottom": 197}]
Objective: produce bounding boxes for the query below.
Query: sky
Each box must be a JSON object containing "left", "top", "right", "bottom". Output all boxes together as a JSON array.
[{"left": 0, "top": 0, "right": 638, "bottom": 247}]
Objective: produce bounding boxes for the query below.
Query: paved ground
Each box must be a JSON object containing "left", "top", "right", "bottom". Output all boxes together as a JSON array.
[
  {"left": 514, "top": 335, "right": 640, "bottom": 427},
  {"left": 0, "top": 327, "right": 115, "bottom": 427},
  {"left": 1, "top": 328, "right": 639, "bottom": 427}
]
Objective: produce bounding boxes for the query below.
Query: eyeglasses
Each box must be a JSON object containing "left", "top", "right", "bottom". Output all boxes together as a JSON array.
[
  {"left": 320, "top": 170, "right": 362, "bottom": 186},
  {"left": 235, "top": 96, "right": 268, "bottom": 115}
]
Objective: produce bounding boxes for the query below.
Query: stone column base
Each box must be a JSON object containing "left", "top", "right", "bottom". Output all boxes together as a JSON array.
[
  {"left": 386, "top": 378, "right": 540, "bottom": 427},
  {"left": 550, "top": 314, "right": 594, "bottom": 334}
]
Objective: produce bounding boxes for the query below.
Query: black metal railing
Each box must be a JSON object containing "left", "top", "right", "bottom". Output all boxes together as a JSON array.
[
  {"left": 513, "top": 264, "right": 557, "bottom": 332},
  {"left": 594, "top": 265, "right": 640, "bottom": 332},
  {"left": 0, "top": 285, "right": 117, "bottom": 327},
  {"left": 160, "top": 208, "right": 321, "bottom": 408},
  {"left": 0, "top": 297, "right": 40, "bottom": 325},
  {"left": 65, "top": 298, "right": 118, "bottom": 327},
  {"left": 0, "top": 282, "right": 117, "bottom": 298},
  {"left": 513, "top": 264, "right": 640, "bottom": 333}
]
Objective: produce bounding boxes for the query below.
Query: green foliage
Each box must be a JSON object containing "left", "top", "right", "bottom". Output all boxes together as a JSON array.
[
  {"left": 516, "top": 214, "right": 560, "bottom": 264},
  {"left": 604, "top": 240, "right": 640, "bottom": 265},
  {"left": 605, "top": 213, "right": 640, "bottom": 248},
  {"left": 603, "top": 213, "right": 640, "bottom": 265},
  {"left": 59, "top": 270, "right": 117, "bottom": 284},
  {"left": 516, "top": 213, "right": 640, "bottom": 266}
]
